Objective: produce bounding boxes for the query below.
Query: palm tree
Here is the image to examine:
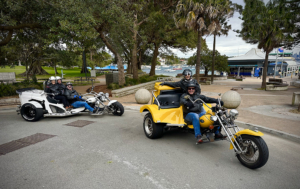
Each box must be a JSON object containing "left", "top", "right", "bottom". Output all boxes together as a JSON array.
[
  {"left": 174, "top": 0, "right": 219, "bottom": 82},
  {"left": 236, "top": 0, "right": 295, "bottom": 88},
  {"left": 209, "top": 0, "right": 234, "bottom": 83}
]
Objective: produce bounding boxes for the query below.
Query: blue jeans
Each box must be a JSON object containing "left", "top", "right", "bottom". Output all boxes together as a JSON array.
[
  {"left": 71, "top": 101, "right": 94, "bottom": 112},
  {"left": 185, "top": 107, "right": 220, "bottom": 138}
]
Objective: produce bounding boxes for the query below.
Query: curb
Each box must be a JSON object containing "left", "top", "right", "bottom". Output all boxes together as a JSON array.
[
  {"left": 124, "top": 106, "right": 142, "bottom": 111},
  {"left": 235, "top": 120, "right": 300, "bottom": 144},
  {"left": 0, "top": 98, "right": 20, "bottom": 106}
]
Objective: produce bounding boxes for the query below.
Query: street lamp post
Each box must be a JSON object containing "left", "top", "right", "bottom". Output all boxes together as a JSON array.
[
  {"left": 274, "top": 49, "right": 279, "bottom": 78},
  {"left": 280, "top": 48, "right": 284, "bottom": 77}
]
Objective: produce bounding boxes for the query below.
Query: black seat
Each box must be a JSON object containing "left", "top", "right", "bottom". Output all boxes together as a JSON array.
[
  {"left": 153, "top": 93, "right": 182, "bottom": 109},
  {"left": 46, "top": 95, "right": 60, "bottom": 104}
]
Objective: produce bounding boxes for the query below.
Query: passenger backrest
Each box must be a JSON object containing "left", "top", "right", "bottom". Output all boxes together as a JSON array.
[
  {"left": 153, "top": 93, "right": 182, "bottom": 109},
  {"left": 43, "top": 79, "right": 51, "bottom": 93}
]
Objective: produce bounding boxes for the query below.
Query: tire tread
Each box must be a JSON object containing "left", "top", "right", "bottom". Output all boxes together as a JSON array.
[
  {"left": 143, "top": 113, "right": 164, "bottom": 139},
  {"left": 237, "top": 135, "right": 269, "bottom": 169}
]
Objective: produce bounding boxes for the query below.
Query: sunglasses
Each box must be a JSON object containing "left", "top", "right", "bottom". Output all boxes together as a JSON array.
[{"left": 188, "top": 88, "right": 195, "bottom": 90}]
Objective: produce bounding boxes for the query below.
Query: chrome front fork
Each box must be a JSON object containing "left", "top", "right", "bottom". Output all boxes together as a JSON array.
[{"left": 216, "top": 115, "right": 246, "bottom": 154}]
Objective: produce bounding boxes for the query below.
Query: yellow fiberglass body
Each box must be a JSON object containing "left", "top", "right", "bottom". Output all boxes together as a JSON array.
[
  {"left": 143, "top": 82, "right": 216, "bottom": 127},
  {"left": 229, "top": 129, "right": 264, "bottom": 150},
  {"left": 151, "top": 82, "right": 177, "bottom": 102},
  {"left": 140, "top": 105, "right": 185, "bottom": 125},
  {"left": 187, "top": 104, "right": 216, "bottom": 129}
]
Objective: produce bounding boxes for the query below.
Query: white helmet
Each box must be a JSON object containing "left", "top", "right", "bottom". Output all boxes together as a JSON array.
[
  {"left": 49, "top": 76, "right": 56, "bottom": 81},
  {"left": 56, "top": 76, "right": 62, "bottom": 80}
]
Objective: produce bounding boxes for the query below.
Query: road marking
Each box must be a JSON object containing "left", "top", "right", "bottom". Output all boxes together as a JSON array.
[
  {"left": 240, "top": 94, "right": 287, "bottom": 96},
  {"left": 94, "top": 150, "right": 171, "bottom": 189}
]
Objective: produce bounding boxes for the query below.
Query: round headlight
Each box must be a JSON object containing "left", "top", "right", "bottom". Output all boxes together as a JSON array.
[
  {"left": 210, "top": 116, "right": 218, "bottom": 122},
  {"left": 230, "top": 109, "right": 239, "bottom": 119},
  {"left": 105, "top": 93, "right": 109, "bottom": 98}
]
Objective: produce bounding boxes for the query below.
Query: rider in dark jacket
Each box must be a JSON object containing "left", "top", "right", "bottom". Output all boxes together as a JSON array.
[
  {"left": 65, "top": 82, "right": 96, "bottom": 113},
  {"left": 47, "top": 76, "right": 70, "bottom": 110},
  {"left": 180, "top": 82, "right": 225, "bottom": 144},
  {"left": 56, "top": 76, "right": 65, "bottom": 95},
  {"left": 160, "top": 69, "right": 201, "bottom": 94}
]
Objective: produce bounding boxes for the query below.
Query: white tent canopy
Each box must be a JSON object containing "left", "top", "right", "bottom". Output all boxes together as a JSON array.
[
  {"left": 228, "top": 48, "right": 280, "bottom": 61},
  {"left": 285, "top": 60, "right": 298, "bottom": 66}
]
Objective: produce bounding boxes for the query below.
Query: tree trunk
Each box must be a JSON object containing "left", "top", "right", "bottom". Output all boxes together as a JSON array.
[
  {"left": 138, "top": 50, "right": 142, "bottom": 70},
  {"left": 195, "top": 30, "right": 202, "bottom": 83},
  {"left": 54, "top": 61, "right": 58, "bottom": 76},
  {"left": 81, "top": 50, "right": 88, "bottom": 80},
  {"left": 211, "top": 34, "right": 216, "bottom": 84},
  {"left": 149, "top": 43, "right": 160, "bottom": 76},
  {"left": 116, "top": 54, "right": 125, "bottom": 86},
  {"left": 261, "top": 51, "right": 270, "bottom": 89},
  {"left": 20, "top": 60, "right": 48, "bottom": 76},
  {"left": 205, "top": 67, "right": 209, "bottom": 76},
  {"left": 127, "top": 59, "right": 132, "bottom": 74},
  {"left": 97, "top": 28, "right": 125, "bottom": 85},
  {"left": 131, "top": 20, "right": 139, "bottom": 80}
]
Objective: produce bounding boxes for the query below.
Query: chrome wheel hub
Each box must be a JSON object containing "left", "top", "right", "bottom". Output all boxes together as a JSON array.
[{"left": 144, "top": 117, "right": 153, "bottom": 136}]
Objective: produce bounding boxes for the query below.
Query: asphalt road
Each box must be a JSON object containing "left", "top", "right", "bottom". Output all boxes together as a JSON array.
[{"left": 0, "top": 108, "right": 300, "bottom": 189}]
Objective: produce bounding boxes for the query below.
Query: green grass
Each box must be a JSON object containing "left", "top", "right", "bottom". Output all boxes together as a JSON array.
[{"left": 0, "top": 66, "right": 94, "bottom": 79}]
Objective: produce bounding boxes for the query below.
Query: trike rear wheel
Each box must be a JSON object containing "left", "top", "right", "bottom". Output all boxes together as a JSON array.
[
  {"left": 143, "top": 113, "right": 164, "bottom": 139},
  {"left": 20, "top": 103, "right": 43, "bottom": 122}
]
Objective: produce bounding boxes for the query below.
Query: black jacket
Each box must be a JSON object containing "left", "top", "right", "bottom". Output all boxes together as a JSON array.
[
  {"left": 163, "top": 78, "right": 201, "bottom": 94},
  {"left": 57, "top": 83, "right": 66, "bottom": 95},
  {"left": 47, "top": 83, "right": 60, "bottom": 94},
  {"left": 180, "top": 93, "right": 219, "bottom": 114},
  {"left": 64, "top": 89, "right": 79, "bottom": 104}
]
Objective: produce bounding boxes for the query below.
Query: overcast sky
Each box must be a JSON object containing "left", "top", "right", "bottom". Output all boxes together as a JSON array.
[{"left": 172, "top": 0, "right": 300, "bottom": 58}]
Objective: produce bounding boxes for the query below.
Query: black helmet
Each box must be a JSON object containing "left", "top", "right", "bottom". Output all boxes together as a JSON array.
[
  {"left": 66, "top": 82, "right": 73, "bottom": 86},
  {"left": 183, "top": 69, "right": 192, "bottom": 76},
  {"left": 187, "top": 81, "right": 197, "bottom": 88}
]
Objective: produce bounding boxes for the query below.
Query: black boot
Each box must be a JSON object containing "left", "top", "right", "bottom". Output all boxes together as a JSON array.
[
  {"left": 215, "top": 133, "right": 227, "bottom": 140},
  {"left": 196, "top": 135, "right": 203, "bottom": 144}
]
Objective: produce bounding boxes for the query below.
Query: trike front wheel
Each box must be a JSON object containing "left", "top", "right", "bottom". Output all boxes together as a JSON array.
[
  {"left": 111, "top": 102, "right": 124, "bottom": 116},
  {"left": 236, "top": 135, "right": 269, "bottom": 169}
]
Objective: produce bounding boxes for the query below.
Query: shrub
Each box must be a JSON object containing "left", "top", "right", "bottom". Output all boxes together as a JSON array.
[
  {"left": 31, "top": 75, "right": 38, "bottom": 83},
  {"left": 107, "top": 83, "right": 120, "bottom": 90},
  {"left": 0, "top": 82, "right": 43, "bottom": 97}
]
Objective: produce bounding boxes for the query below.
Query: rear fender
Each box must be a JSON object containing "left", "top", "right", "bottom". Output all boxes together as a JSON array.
[
  {"left": 23, "top": 101, "right": 43, "bottom": 109},
  {"left": 229, "top": 129, "right": 264, "bottom": 150},
  {"left": 140, "top": 105, "right": 185, "bottom": 124},
  {"left": 108, "top": 100, "right": 118, "bottom": 106}
]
